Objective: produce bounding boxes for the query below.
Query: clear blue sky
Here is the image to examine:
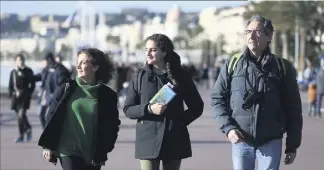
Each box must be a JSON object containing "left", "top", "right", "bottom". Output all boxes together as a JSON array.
[{"left": 1, "top": 1, "right": 248, "bottom": 15}]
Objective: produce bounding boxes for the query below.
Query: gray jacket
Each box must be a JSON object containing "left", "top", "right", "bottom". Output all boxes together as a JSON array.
[{"left": 211, "top": 51, "right": 302, "bottom": 153}]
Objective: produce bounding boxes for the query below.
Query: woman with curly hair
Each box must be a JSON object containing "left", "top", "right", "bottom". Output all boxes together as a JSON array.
[
  {"left": 38, "top": 48, "right": 121, "bottom": 170},
  {"left": 123, "top": 34, "right": 204, "bottom": 170}
]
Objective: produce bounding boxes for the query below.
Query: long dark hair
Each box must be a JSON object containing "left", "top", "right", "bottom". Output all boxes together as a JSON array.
[
  {"left": 77, "top": 48, "right": 115, "bottom": 84},
  {"left": 146, "top": 34, "right": 181, "bottom": 86}
]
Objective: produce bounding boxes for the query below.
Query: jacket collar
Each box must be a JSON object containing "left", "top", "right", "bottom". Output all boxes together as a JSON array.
[{"left": 144, "top": 62, "right": 168, "bottom": 76}]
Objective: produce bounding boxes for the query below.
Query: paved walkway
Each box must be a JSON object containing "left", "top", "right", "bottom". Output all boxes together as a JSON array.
[{"left": 0, "top": 88, "right": 323, "bottom": 170}]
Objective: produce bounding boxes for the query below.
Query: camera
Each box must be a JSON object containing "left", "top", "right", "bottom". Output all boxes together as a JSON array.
[
  {"left": 242, "top": 89, "right": 261, "bottom": 110},
  {"left": 49, "top": 152, "right": 58, "bottom": 164}
]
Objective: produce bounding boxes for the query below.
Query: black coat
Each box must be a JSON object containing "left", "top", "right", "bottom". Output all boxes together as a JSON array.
[
  {"left": 123, "top": 64, "right": 204, "bottom": 160},
  {"left": 38, "top": 80, "right": 121, "bottom": 164},
  {"left": 8, "top": 67, "right": 35, "bottom": 110},
  {"left": 34, "top": 63, "right": 70, "bottom": 106}
]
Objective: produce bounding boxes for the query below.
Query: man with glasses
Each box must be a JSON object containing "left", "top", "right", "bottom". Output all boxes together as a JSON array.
[{"left": 211, "top": 15, "right": 302, "bottom": 170}]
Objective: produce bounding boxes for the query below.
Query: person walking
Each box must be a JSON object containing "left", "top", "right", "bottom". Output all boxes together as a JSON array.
[
  {"left": 307, "top": 82, "right": 317, "bottom": 116},
  {"left": 8, "top": 54, "right": 35, "bottom": 143},
  {"left": 123, "top": 34, "right": 204, "bottom": 170},
  {"left": 38, "top": 48, "right": 121, "bottom": 170},
  {"left": 34, "top": 52, "right": 69, "bottom": 129},
  {"left": 316, "top": 62, "right": 324, "bottom": 118},
  {"left": 211, "top": 15, "right": 302, "bottom": 170}
]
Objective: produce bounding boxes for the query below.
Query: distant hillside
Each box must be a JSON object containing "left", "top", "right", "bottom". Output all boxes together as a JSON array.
[
  {"left": 0, "top": 14, "right": 31, "bottom": 33},
  {"left": 0, "top": 14, "right": 68, "bottom": 34}
]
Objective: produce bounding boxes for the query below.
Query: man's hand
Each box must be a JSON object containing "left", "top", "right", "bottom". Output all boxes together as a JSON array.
[
  {"left": 227, "top": 129, "right": 244, "bottom": 144},
  {"left": 149, "top": 103, "right": 167, "bottom": 115},
  {"left": 284, "top": 152, "right": 296, "bottom": 165}
]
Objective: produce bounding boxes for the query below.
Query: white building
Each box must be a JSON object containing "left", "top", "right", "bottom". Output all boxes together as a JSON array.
[
  {"left": 215, "top": 6, "right": 247, "bottom": 53},
  {"left": 164, "top": 5, "right": 181, "bottom": 40},
  {"left": 143, "top": 16, "right": 165, "bottom": 39},
  {"left": 0, "top": 34, "right": 52, "bottom": 54},
  {"left": 197, "top": 5, "right": 247, "bottom": 54},
  {"left": 96, "top": 13, "right": 112, "bottom": 51},
  {"left": 199, "top": 7, "right": 219, "bottom": 41},
  {"left": 55, "top": 28, "right": 80, "bottom": 53}
]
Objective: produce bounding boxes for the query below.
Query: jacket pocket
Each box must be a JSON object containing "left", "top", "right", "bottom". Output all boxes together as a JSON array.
[{"left": 136, "top": 120, "right": 157, "bottom": 141}]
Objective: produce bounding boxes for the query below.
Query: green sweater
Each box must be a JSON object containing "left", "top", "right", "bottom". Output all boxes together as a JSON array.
[{"left": 58, "top": 77, "right": 102, "bottom": 163}]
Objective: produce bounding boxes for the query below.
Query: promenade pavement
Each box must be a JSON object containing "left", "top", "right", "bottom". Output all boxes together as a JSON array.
[{"left": 0, "top": 88, "right": 323, "bottom": 170}]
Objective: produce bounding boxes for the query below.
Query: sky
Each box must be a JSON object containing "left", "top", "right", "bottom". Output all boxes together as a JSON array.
[{"left": 1, "top": 1, "right": 248, "bottom": 15}]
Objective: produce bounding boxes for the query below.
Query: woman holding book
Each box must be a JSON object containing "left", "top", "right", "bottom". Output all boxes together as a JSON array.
[
  {"left": 38, "top": 48, "right": 121, "bottom": 170},
  {"left": 123, "top": 34, "right": 204, "bottom": 170}
]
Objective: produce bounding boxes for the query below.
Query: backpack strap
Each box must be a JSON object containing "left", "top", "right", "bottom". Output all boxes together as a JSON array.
[
  {"left": 279, "top": 57, "right": 286, "bottom": 77},
  {"left": 136, "top": 69, "right": 145, "bottom": 93},
  {"left": 64, "top": 82, "right": 70, "bottom": 93},
  {"left": 227, "top": 53, "right": 287, "bottom": 80},
  {"left": 228, "top": 53, "right": 242, "bottom": 77},
  {"left": 274, "top": 55, "right": 287, "bottom": 79},
  {"left": 226, "top": 53, "right": 242, "bottom": 115},
  {"left": 273, "top": 55, "right": 288, "bottom": 131}
]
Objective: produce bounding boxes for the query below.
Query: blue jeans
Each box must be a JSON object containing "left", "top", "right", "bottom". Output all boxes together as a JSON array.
[
  {"left": 316, "top": 93, "right": 324, "bottom": 117},
  {"left": 232, "top": 139, "right": 282, "bottom": 170}
]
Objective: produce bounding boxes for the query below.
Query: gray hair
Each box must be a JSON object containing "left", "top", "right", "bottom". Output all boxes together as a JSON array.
[{"left": 247, "top": 15, "right": 274, "bottom": 36}]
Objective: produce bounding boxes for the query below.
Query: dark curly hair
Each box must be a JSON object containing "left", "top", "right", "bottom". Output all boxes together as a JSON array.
[
  {"left": 77, "top": 48, "right": 115, "bottom": 84},
  {"left": 146, "top": 34, "right": 181, "bottom": 86}
]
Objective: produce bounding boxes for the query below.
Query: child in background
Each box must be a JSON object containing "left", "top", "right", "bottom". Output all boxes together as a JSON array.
[{"left": 308, "top": 82, "right": 317, "bottom": 116}]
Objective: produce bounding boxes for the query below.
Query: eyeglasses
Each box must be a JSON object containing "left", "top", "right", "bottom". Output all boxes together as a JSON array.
[{"left": 244, "top": 29, "right": 265, "bottom": 36}]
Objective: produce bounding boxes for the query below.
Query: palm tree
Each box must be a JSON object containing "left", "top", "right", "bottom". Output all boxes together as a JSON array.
[
  {"left": 289, "top": 1, "right": 324, "bottom": 70},
  {"left": 184, "top": 25, "right": 204, "bottom": 49},
  {"left": 244, "top": 1, "right": 324, "bottom": 71}
]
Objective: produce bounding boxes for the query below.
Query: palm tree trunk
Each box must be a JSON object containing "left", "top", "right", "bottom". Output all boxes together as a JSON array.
[
  {"left": 271, "top": 30, "right": 277, "bottom": 54},
  {"left": 280, "top": 31, "right": 288, "bottom": 59},
  {"left": 299, "top": 27, "right": 306, "bottom": 71}
]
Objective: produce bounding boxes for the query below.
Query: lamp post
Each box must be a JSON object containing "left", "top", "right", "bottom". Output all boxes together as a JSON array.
[{"left": 294, "top": 16, "right": 300, "bottom": 69}]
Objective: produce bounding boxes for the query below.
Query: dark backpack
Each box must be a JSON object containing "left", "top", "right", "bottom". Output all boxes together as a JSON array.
[
  {"left": 135, "top": 69, "right": 145, "bottom": 93},
  {"left": 227, "top": 53, "right": 287, "bottom": 79}
]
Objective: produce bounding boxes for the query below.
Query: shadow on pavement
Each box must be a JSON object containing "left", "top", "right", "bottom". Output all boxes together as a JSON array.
[{"left": 115, "top": 140, "right": 228, "bottom": 145}]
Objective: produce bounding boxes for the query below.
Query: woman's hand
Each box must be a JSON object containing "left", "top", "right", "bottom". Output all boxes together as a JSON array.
[
  {"left": 149, "top": 103, "right": 167, "bottom": 115},
  {"left": 42, "top": 149, "right": 53, "bottom": 162}
]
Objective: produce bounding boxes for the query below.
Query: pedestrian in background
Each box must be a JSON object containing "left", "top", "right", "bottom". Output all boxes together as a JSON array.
[
  {"left": 8, "top": 54, "right": 35, "bottom": 143},
  {"left": 55, "top": 54, "right": 72, "bottom": 80},
  {"left": 34, "top": 52, "right": 70, "bottom": 129},
  {"left": 316, "top": 61, "right": 324, "bottom": 118},
  {"left": 307, "top": 82, "right": 317, "bottom": 116}
]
